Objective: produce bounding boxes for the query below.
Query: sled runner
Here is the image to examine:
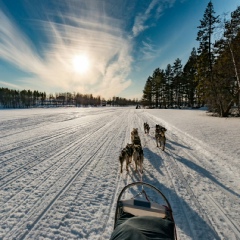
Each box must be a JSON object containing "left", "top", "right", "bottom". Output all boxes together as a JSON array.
[{"left": 110, "top": 182, "right": 177, "bottom": 240}]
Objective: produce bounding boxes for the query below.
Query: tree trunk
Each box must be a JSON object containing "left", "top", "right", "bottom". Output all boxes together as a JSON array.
[{"left": 219, "top": 99, "right": 234, "bottom": 117}]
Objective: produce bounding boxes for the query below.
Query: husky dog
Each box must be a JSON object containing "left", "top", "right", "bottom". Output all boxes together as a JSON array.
[
  {"left": 131, "top": 128, "right": 139, "bottom": 143},
  {"left": 155, "top": 124, "right": 167, "bottom": 136},
  {"left": 119, "top": 143, "right": 134, "bottom": 173},
  {"left": 125, "top": 143, "right": 134, "bottom": 162},
  {"left": 144, "top": 122, "right": 150, "bottom": 134},
  {"left": 119, "top": 148, "right": 130, "bottom": 173},
  {"left": 132, "top": 145, "right": 144, "bottom": 173},
  {"left": 155, "top": 124, "right": 161, "bottom": 134},
  {"left": 155, "top": 125, "right": 167, "bottom": 151},
  {"left": 132, "top": 135, "right": 141, "bottom": 146}
]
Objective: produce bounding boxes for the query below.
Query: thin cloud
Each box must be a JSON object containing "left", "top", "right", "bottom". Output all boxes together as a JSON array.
[
  {"left": 0, "top": 80, "right": 22, "bottom": 90},
  {"left": 132, "top": 0, "right": 158, "bottom": 37},
  {"left": 140, "top": 39, "right": 156, "bottom": 60},
  {"left": 0, "top": 9, "right": 45, "bottom": 74},
  {"left": 132, "top": 0, "right": 176, "bottom": 37},
  {"left": 0, "top": 1, "right": 133, "bottom": 98}
]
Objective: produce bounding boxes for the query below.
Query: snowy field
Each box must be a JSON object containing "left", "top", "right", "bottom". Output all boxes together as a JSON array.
[{"left": 0, "top": 107, "right": 239, "bottom": 240}]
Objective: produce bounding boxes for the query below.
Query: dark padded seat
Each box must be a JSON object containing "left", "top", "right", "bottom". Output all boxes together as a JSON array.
[{"left": 110, "top": 213, "right": 175, "bottom": 240}]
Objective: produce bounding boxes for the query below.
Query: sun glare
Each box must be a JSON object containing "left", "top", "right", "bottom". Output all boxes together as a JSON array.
[{"left": 72, "top": 55, "right": 90, "bottom": 73}]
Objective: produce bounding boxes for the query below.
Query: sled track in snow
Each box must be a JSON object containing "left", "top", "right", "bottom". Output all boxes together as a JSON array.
[
  {"left": 0, "top": 112, "right": 84, "bottom": 139},
  {"left": 135, "top": 111, "right": 220, "bottom": 240},
  {"left": 0, "top": 111, "right": 122, "bottom": 239},
  {"left": 205, "top": 194, "right": 240, "bottom": 238},
  {"left": 0, "top": 122, "right": 106, "bottom": 208},
  {"left": 1, "top": 120, "right": 110, "bottom": 214},
  {"left": 1, "top": 109, "right": 239, "bottom": 240},
  {"left": 165, "top": 121, "right": 240, "bottom": 199},
  {"left": 0, "top": 115, "right": 108, "bottom": 162},
  {"left": 0, "top": 122, "right": 82, "bottom": 154},
  {"left": 17, "top": 139, "right": 109, "bottom": 240},
  {"left": 0, "top": 120, "right": 108, "bottom": 189},
  {"left": 180, "top": 145, "right": 240, "bottom": 203},
  {"left": 99, "top": 111, "right": 146, "bottom": 240},
  {"left": 137, "top": 110, "right": 240, "bottom": 240},
  {"left": 1, "top": 110, "right": 130, "bottom": 240},
  {"left": 138, "top": 119, "right": 199, "bottom": 239},
  {"left": 0, "top": 111, "right": 117, "bottom": 181},
  {"left": 26, "top": 110, "right": 133, "bottom": 240},
  {"left": 162, "top": 149, "right": 218, "bottom": 239},
  {"left": 98, "top": 115, "right": 136, "bottom": 239},
  {"left": 176, "top": 144, "right": 240, "bottom": 239}
]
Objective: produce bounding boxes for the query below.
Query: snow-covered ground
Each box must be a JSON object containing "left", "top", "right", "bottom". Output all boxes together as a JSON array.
[{"left": 0, "top": 107, "right": 239, "bottom": 240}]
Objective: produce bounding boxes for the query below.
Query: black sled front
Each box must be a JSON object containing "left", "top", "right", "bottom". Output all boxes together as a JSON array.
[{"left": 110, "top": 182, "right": 177, "bottom": 240}]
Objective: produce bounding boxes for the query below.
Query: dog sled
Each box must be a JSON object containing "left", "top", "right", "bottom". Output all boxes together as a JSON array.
[{"left": 110, "top": 182, "right": 177, "bottom": 240}]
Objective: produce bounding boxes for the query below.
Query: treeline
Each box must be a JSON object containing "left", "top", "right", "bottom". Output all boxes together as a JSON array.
[
  {"left": 142, "top": 2, "right": 240, "bottom": 117},
  {"left": 0, "top": 88, "right": 138, "bottom": 108},
  {"left": 0, "top": 88, "right": 46, "bottom": 108}
]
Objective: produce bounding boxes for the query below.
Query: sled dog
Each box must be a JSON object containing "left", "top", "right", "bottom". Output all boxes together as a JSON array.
[
  {"left": 144, "top": 122, "right": 150, "bottom": 134},
  {"left": 155, "top": 125, "right": 167, "bottom": 151},
  {"left": 155, "top": 124, "right": 167, "bottom": 136},
  {"left": 119, "top": 144, "right": 134, "bottom": 173},
  {"left": 131, "top": 128, "right": 139, "bottom": 143},
  {"left": 119, "top": 148, "right": 130, "bottom": 173},
  {"left": 132, "top": 135, "right": 141, "bottom": 146},
  {"left": 125, "top": 143, "right": 134, "bottom": 162},
  {"left": 155, "top": 124, "right": 162, "bottom": 134},
  {"left": 132, "top": 145, "right": 144, "bottom": 173}
]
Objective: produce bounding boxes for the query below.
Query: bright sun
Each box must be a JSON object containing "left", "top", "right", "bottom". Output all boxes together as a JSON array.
[{"left": 72, "top": 55, "right": 90, "bottom": 73}]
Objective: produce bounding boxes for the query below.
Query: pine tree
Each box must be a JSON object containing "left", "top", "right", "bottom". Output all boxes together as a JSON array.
[
  {"left": 142, "top": 77, "right": 153, "bottom": 107},
  {"left": 196, "top": 1, "right": 220, "bottom": 112},
  {"left": 172, "top": 58, "right": 183, "bottom": 108},
  {"left": 197, "top": 1, "right": 219, "bottom": 74},
  {"left": 165, "top": 64, "right": 173, "bottom": 108},
  {"left": 223, "top": 6, "right": 240, "bottom": 113},
  {"left": 183, "top": 48, "right": 198, "bottom": 107},
  {"left": 152, "top": 68, "right": 164, "bottom": 108}
]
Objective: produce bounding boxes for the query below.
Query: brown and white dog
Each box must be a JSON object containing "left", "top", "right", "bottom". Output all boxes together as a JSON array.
[{"left": 132, "top": 145, "right": 144, "bottom": 173}]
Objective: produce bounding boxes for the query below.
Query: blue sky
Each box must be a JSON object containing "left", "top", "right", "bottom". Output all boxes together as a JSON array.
[{"left": 0, "top": 0, "right": 239, "bottom": 100}]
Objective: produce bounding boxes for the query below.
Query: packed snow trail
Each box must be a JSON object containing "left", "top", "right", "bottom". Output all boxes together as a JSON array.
[{"left": 0, "top": 107, "right": 239, "bottom": 240}]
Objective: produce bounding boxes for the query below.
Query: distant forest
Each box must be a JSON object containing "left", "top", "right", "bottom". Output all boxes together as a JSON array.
[
  {"left": 141, "top": 2, "right": 240, "bottom": 117},
  {"left": 0, "top": 88, "right": 138, "bottom": 108}
]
